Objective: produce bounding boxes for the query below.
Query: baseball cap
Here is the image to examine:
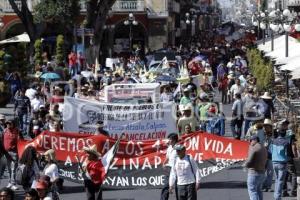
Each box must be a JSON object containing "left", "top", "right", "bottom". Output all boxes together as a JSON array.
[{"left": 174, "top": 144, "right": 186, "bottom": 151}]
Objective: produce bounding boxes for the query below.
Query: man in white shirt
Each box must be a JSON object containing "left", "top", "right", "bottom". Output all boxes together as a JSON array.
[
  {"left": 169, "top": 144, "right": 200, "bottom": 200},
  {"left": 230, "top": 79, "right": 244, "bottom": 98},
  {"left": 25, "top": 85, "right": 37, "bottom": 101},
  {"left": 161, "top": 133, "right": 179, "bottom": 200},
  {"left": 31, "top": 94, "right": 44, "bottom": 112}
]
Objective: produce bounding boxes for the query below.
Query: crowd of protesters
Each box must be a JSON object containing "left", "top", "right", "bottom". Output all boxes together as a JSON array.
[{"left": 0, "top": 28, "right": 299, "bottom": 200}]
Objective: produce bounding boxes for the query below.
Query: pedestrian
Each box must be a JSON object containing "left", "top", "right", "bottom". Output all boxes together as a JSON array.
[
  {"left": 14, "top": 88, "right": 31, "bottom": 136},
  {"left": 230, "top": 79, "right": 244, "bottom": 97},
  {"left": 243, "top": 135, "right": 268, "bottom": 200},
  {"left": 206, "top": 106, "right": 222, "bottom": 135},
  {"left": 262, "top": 119, "right": 274, "bottom": 192},
  {"left": 0, "top": 187, "right": 15, "bottom": 200},
  {"left": 40, "top": 149, "right": 61, "bottom": 198},
  {"left": 68, "top": 51, "right": 77, "bottom": 77},
  {"left": 18, "top": 146, "right": 40, "bottom": 190},
  {"left": 35, "top": 180, "right": 53, "bottom": 200},
  {"left": 260, "top": 92, "right": 274, "bottom": 119},
  {"left": 218, "top": 74, "right": 228, "bottom": 104},
  {"left": 177, "top": 105, "right": 197, "bottom": 135},
  {"left": 161, "top": 133, "right": 179, "bottom": 200},
  {"left": 180, "top": 88, "right": 191, "bottom": 106},
  {"left": 269, "top": 121, "right": 295, "bottom": 200},
  {"left": 24, "top": 188, "right": 39, "bottom": 200},
  {"left": 279, "top": 120, "right": 298, "bottom": 197},
  {"left": 3, "top": 120, "right": 23, "bottom": 191},
  {"left": 169, "top": 144, "right": 200, "bottom": 200},
  {"left": 230, "top": 93, "right": 244, "bottom": 139},
  {"left": 81, "top": 145, "right": 104, "bottom": 200}
]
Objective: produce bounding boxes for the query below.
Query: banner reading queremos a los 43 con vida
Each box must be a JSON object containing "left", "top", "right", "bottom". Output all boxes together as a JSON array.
[
  {"left": 18, "top": 131, "right": 249, "bottom": 190},
  {"left": 63, "top": 97, "right": 177, "bottom": 140}
]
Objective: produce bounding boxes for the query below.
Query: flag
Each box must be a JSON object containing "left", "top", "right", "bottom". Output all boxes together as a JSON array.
[
  {"left": 162, "top": 56, "right": 169, "bottom": 69},
  {"left": 101, "top": 133, "right": 124, "bottom": 175},
  {"left": 173, "top": 83, "right": 181, "bottom": 98}
]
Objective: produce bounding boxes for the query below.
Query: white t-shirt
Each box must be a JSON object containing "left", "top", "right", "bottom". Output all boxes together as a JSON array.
[
  {"left": 31, "top": 98, "right": 44, "bottom": 112},
  {"left": 43, "top": 163, "right": 59, "bottom": 182},
  {"left": 25, "top": 88, "right": 37, "bottom": 100},
  {"left": 230, "top": 84, "right": 244, "bottom": 96},
  {"left": 166, "top": 145, "right": 178, "bottom": 167}
]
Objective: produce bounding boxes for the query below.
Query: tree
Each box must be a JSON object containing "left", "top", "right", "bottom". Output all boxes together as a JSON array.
[
  {"left": 34, "top": 39, "right": 42, "bottom": 65},
  {"left": 56, "top": 35, "right": 64, "bottom": 64},
  {"left": 85, "top": 0, "right": 117, "bottom": 63},
  {"left": 7, "top": 0, "right": 45, "bottom": 58}
]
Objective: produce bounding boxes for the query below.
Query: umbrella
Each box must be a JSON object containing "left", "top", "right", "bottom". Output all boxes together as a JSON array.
[
  {"left": 40, "top": 72, "right": 61, "bottom": 80},
  {"left": 155, "top": 75, "right": 177, "bottom": 82},
  {"left": 0, "top": 33, "right": 30, "bottom": 44}
]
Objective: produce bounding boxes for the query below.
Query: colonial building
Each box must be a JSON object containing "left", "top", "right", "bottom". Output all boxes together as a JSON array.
[{"left": 0, "top": 0, "right": 220, "bottom": 54}]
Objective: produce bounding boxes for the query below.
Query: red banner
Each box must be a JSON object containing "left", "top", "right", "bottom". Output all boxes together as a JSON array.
[{"left": 18, "top": 131, "right": 249, "bottom": 189}]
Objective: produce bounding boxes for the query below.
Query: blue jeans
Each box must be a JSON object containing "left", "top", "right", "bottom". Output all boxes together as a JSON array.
[
  {"left": 18, "top": 113, "right": 29, "bottom": 135},
  {"left": 7, "top": 151, "right": 18, "bottom": 185},
  {"left": 230, "top": 118, "right": 243, "bottom": 139},
  {"left": 273, "top": 162, "right": 287, "bottom": 200},
  {"left": 247, "top": 172, "right": 265, "bottom": 200},
  {"left": 243, "top": 119, "right": 252, "bottom": 136},
  {"left": 263, "top": 160, "right": 273, "bottom": 189}
]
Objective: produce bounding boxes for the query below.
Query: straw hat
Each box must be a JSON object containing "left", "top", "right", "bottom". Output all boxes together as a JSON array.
[
  {"left": 83, "top": 144, "right": 101, "bottom": 158},
  {"left": 180, "top": 105, "right": 192, "bottom": 111},
  {"left": 43, "top": 149, "right": 56, "bottom": 161},
  {"left": 261, "top": 92, "right": 272, "bottom": 99},
  {"left": 263, "top": 119, "right": 273, "bottom": 127}
]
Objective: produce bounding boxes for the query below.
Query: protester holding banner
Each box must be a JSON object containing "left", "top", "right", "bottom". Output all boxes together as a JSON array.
[
  {"left": 169, "top": 144, "right": 200, "bottom": 200},
  {"left": 3, "top": 120, "right": 23, "bottom": 191},
  {"left": 161, "top": 133, "right": 179, "bottom": 200},
  {"left": 81, "top": 145, "right": 104, "bottom": 200}
]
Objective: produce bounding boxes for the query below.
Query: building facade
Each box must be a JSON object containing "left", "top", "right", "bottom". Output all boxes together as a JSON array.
[{"left": 0, "top": 0, "right": 220, "bottom": 54}]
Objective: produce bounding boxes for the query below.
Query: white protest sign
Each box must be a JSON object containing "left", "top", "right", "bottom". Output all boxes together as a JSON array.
[{"left": 63, "top": 97, "right": 177, "bottom": 140}]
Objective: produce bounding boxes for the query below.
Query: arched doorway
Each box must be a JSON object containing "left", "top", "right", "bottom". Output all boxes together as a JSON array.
[
  {"left": 5, "top": 23, "right": 25, "bottom": 38},
  {"left": 113, "top": 21, "right": 147, "bottom": 56}
]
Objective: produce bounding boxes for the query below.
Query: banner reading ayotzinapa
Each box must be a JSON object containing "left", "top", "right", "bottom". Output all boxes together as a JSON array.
[{"left": 18, "top": 131, "right": 249, "bottom": 190}]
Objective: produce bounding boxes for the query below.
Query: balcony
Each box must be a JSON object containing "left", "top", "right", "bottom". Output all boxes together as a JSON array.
[
  {"left": 112, "top": 0, "right": 145, "bottom": 12},
  {"left": 0, "top": 0, "right": 40, "bottom": 13},
  {"left": 288, "top": 0, "right": 300, "bottom": 6}
]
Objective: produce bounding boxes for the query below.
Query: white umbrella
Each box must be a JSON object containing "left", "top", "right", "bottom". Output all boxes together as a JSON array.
[{"left": 0, "top": 32, "right": 30, "bottom": 44}]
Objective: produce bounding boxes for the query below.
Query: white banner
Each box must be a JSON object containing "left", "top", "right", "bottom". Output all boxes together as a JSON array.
[{"left": 63, "top": 97, "right": 177, "bottom": 140}]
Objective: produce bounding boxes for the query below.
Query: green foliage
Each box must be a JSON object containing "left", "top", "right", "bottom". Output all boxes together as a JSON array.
[
  {"left": 34, "top": 39, "right": 42, "bottom": 65},
  {"left": 0, "top": 50, "right": 5, "bottom": 70},
  {"left": 56, "top": 35, "right": 64, "bottom": 64},
  {"left": 247, "top": 48, "right": 275, "bottom": 92},
  {"left": 34, "top": 0, "right": 80, "bottom": 25}
]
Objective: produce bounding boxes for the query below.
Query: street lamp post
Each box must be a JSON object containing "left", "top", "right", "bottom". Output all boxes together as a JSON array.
[
  {"left": 124, "top": 13, "right": 138, "bottom": 53},
  {"left": 184, "top": 13, "right": 196, "bottom": 44},
  {"left": 268, "top": 9, "right": 300, "bottom": 57}
]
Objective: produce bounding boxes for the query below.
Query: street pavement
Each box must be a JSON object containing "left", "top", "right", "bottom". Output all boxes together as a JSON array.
[{"left": 0, "top": 94, "right": 297, "bottom": 200}]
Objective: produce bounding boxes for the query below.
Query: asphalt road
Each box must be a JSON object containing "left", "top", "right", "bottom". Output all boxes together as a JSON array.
[{"left": 0, "top": 95, "right": 297, "bottom": 200}]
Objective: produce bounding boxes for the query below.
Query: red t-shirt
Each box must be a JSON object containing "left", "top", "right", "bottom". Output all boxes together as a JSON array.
[
  {"left": 87, "top": 160, "right": 105, "bottom": 185},
  {"left": 3, "top": 128, "right": 19, "bottom": 152}
]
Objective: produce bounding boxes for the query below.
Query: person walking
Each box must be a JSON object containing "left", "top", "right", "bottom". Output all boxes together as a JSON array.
[
  {"left": 169, "top": 144, "right": 200, "bottom": 200},
  {"left": 80, "top": 145, "right": 104, "bottom": 200},
  {"left": 14, "top": 88, "right": 31, "bottom": 136},
  {"left": 18, "top": 146, "right": 40, "bottom": 190},
  {"left": 161, "top": 133, "right": 179, "bottom": 200},
  {"left": 231, "top": 93, "right": 244, "bottom": 140},
  {"left": 3, "top": 120, "right": 23, "bottom": 191},
  {"left": 262, "top": 119, "right": 274, "bottom": 192},
  {"left": 243, "top": 135, "right": 268, "bottom": 200},
  {"left": 269, "top": 121, "right": 294, "bottom": 200}
]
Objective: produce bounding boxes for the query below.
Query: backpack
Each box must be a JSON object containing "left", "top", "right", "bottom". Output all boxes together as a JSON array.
[
  {"left": 16, "top": 164, "right": 33, "bottom": 186},
  {"left": 270, "top": 136, "right": 292, "bottom": 163}
]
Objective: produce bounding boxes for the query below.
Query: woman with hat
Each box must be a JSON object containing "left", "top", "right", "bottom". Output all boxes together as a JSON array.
[
  {"left": 80, "top": 145, "right": 104, "bottom": 200},
  {"left": 41, "top": 149, "right": 59, "bottom": 185},
  {"left": 260, "top": 92, "right": 274, "bottom": 119},
  {"left": 262, "top": 119, "right": 274, "bottom": 192}
]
